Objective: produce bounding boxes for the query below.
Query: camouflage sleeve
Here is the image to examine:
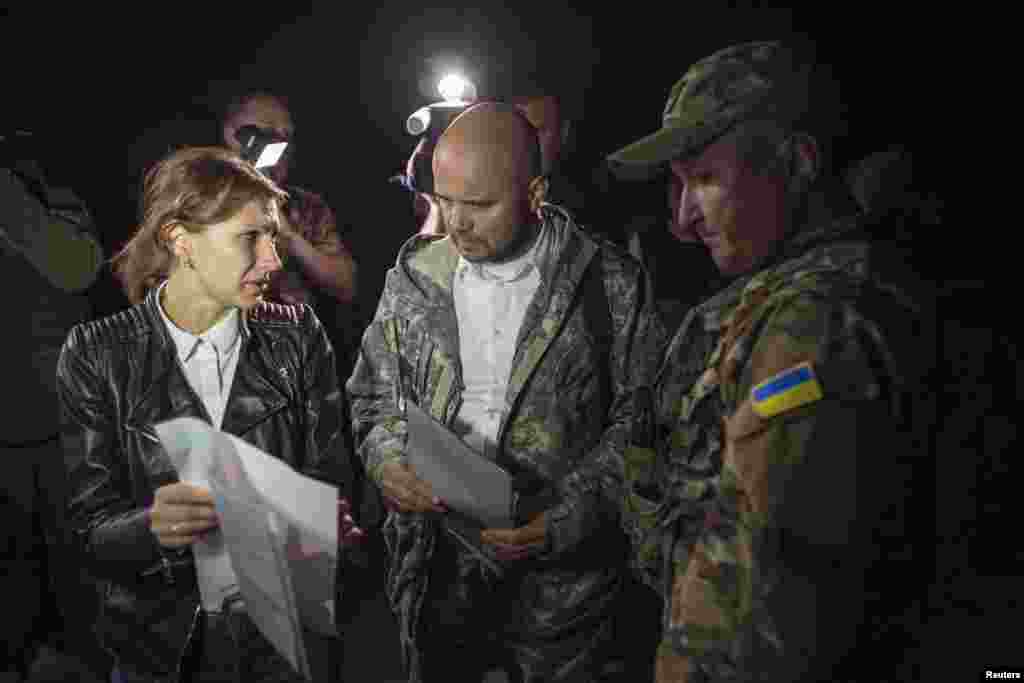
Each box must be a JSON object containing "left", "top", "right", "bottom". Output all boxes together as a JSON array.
[
  {"left": 546, "top": 256, "right": 668, "bottom": 557},
  {"left": 345, "top": 268, "right": 408, "bottom": 486},
  {"left": 664, "top": 286, "right": 899, "bottom": 677},
  {"left": 622, "top": 310, "right": 697, "bottom": 595}
]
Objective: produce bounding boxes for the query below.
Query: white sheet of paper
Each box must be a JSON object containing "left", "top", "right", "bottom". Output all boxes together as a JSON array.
[
  {"left": 154, "top": 416, "right": 341, "bottom": 677},
  {"left": 405, "top": 401, "right": 514, "bottom": 528},
  {"left": 154, "top": 418, "right": 239, "bottom": 611},
  {"left": 224, "top": 434, "right": 338, "bottom": 550}
]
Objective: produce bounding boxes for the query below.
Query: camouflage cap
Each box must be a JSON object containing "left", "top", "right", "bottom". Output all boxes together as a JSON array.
[{"left": 607, "top": 41, "right": 810, "bottom": 180}]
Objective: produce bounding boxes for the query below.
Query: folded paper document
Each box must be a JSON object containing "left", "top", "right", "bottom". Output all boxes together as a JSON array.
[
  {"left": 405, "top": 400, "right": 514, "bottom": 529},
  {"left": 154, "top": 417, "right": 339, "bottom": 678}
]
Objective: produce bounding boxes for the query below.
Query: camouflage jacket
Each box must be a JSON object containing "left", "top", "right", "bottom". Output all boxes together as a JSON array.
[
  {"left": 347, "top": 207, "right": 665, "bottom": 680},
  {"left": 624, "top": 206, "right": 927, "bottom": 682}
]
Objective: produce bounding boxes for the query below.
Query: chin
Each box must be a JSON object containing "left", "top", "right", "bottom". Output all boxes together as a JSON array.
[
  {"left": 237, "top": 289, "right": 265, "bottom": 310},
  {"left": 454, "top": 241, "right": 491, "bottom": 262}
]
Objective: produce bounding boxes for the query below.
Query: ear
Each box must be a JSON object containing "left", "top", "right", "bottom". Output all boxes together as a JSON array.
[
  {"left": 528, "top": 175, "right": 550, "bottom": 213},
  {"left": 161, "top": 222, "right": 192, "bottom": 260},
  {"left": 788, "top": 133, "right": 819, "bottom": 194}
]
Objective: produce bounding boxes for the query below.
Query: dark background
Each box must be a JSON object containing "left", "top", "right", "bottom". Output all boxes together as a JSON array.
[
  {"left": 7, "top": 4, "right": 1014, "bottom": 678},
  {"left": 3, "top": 4, "right": 944, "bottom": 319}
]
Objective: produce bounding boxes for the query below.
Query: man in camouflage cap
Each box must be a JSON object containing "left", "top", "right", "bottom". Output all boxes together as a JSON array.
[{"left": 610, "top": 42, "right": 931, "bottom": 681}]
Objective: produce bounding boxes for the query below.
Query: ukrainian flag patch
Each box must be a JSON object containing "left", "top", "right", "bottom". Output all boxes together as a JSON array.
[{"left": 750, "top": 361, "right": 824, "bottom": 418}]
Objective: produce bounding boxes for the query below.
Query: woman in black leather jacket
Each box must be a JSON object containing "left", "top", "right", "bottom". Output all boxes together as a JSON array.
[{"left": 55, "top": 146, "right": 361, "bottom": 683}]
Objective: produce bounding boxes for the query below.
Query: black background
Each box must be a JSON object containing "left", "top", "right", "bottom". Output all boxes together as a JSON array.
[{"left": 3, "top": 3, "right": 945, "bottom": 317}]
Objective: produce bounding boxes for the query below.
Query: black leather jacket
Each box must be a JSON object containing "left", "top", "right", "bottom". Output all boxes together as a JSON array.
[{"left": 55, "top": 287, "right": 352, "bottom": 678}]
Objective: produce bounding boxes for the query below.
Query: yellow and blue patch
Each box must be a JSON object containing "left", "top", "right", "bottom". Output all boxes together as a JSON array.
[{"left": 750, "top": 361, "right": 824, "bottom": 418}]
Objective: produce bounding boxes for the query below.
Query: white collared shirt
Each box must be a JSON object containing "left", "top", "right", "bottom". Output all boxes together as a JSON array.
[
  {"left": 452, "top": 226, "right": 552, "bottom": 459},
  {"left": 156, "top": 282, "right": 243, "bottom": 430},
  {"left": 156, "top": 282, "right": 246, "bottom": 611}
]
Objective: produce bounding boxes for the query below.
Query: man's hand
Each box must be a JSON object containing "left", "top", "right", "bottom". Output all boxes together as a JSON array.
[
  {"left": 378, "top": 461, "right": 447, "bottom": 514},
  {"left": 480, "top": 513, "right": 547, "bottom": 563},
  {"left": 149, "top": 483, "right": 219, "bottom": 549}
]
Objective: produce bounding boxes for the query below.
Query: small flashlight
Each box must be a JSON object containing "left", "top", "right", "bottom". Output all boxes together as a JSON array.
[
  {"left": 405, "top": 100, "right": 471, "bottom": 136},
  {"left": 438, "top": 73, "right": 476, "bottom": 102}
]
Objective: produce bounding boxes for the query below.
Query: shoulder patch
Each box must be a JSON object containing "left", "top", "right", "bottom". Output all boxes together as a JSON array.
[
  {"left": 750, "top": 361, "right": 823, "bottom": 418},
  {"left": 248, "top": 301, "right": 305, "bottom": 325}
]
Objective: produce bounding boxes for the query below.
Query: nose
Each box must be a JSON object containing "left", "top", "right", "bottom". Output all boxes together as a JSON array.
[
  {"left": 258, "top": 234, "right": 284, "bottom": 273},
  {"left": 445, "top": 201, "right": 472, "bottom": 235},
  {"left": 669, "top": 164, "right": 698, "bottom": 228},
  {"left": 677, "top": 185, "right": 691, "bottom": 228}
]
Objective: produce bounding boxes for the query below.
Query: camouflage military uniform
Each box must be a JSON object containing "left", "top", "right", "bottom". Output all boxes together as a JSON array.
[
  {"left": 622, "top": 204, "right": 926, "bottom": 681},
  {"left": 347, "top": 207, "right": 665, "bottom": 682},
  {"left": 604, "top": 39, "right": 931, "bottom": 681}
]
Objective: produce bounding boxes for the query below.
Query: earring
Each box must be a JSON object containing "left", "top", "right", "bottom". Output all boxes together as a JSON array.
[{"left": 184, "top": 255, "right": 195, "bottom": 270}]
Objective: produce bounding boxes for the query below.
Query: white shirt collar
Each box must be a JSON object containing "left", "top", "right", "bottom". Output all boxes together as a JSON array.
[
  {"left": 156, "top": 281, "right": 242, "bottom": 362},
  {"left": 456, "top": 223, "right": 551, "bottom": 284}
]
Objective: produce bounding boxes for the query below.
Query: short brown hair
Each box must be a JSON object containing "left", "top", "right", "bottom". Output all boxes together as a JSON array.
[{"left": 112, "top": 146, "right": 286, "bottom": 304}]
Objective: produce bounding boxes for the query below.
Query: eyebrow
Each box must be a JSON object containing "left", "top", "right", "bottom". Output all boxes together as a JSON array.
[
  {"left": 238, "top": 221, "right": 277, "bottom": 234},
  {"left": 433, "top": 192, "right": 492, "bottom": 204}
]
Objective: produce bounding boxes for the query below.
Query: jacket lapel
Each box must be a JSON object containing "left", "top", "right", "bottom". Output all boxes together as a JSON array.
[
  {"left": 403, "top": 237, "right": 464, "bottom": 421},
  {"left": 220, "top": 332, "right": 289, "bottom": 437},
  {"left": 127, "top": 291, "right": 210, "bottom": 484},
  {"left": 504, "top": 221, "right": 596, "bottom": 412}
]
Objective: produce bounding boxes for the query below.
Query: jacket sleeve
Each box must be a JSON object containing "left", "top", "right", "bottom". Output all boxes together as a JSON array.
[
  {"left": 664, "top": 287, "right": 914, "bottom": 673},
  {"left": 346, "top": 268, "right": 408, "bottom": 486},
  {"left": 546, "top": 257, "right": 668, "bottom": 557},
  {"left": 298, "top": 310, "right": 354, "bottom": 497},
  {"left": 56, "top": 326, "right": 165, "bottom": 582}
]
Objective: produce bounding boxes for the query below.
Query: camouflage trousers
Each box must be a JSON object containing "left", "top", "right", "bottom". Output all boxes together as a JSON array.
[{"left": 414, "top": 533, "right": 619, "bottom": 683}]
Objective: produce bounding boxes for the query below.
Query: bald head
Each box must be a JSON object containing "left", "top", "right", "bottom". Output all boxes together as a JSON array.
[
  {"left": 434, "top": 102, "right": 542, "bottom": 189},
  {"left": 431, "top": 103, "right": 547, "bottom": 264}
]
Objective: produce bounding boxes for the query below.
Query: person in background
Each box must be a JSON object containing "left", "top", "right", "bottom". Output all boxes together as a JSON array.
[
  {"left": 1, "top": 131, "right": 107, "bottom": 683},
  {"left": 220, "top": 91, "right": 359, "bottom": 380}
]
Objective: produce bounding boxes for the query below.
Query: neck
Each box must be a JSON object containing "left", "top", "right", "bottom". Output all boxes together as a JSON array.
[{"left": 162, "top": 273, "right": 232, "bottom": 335}]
